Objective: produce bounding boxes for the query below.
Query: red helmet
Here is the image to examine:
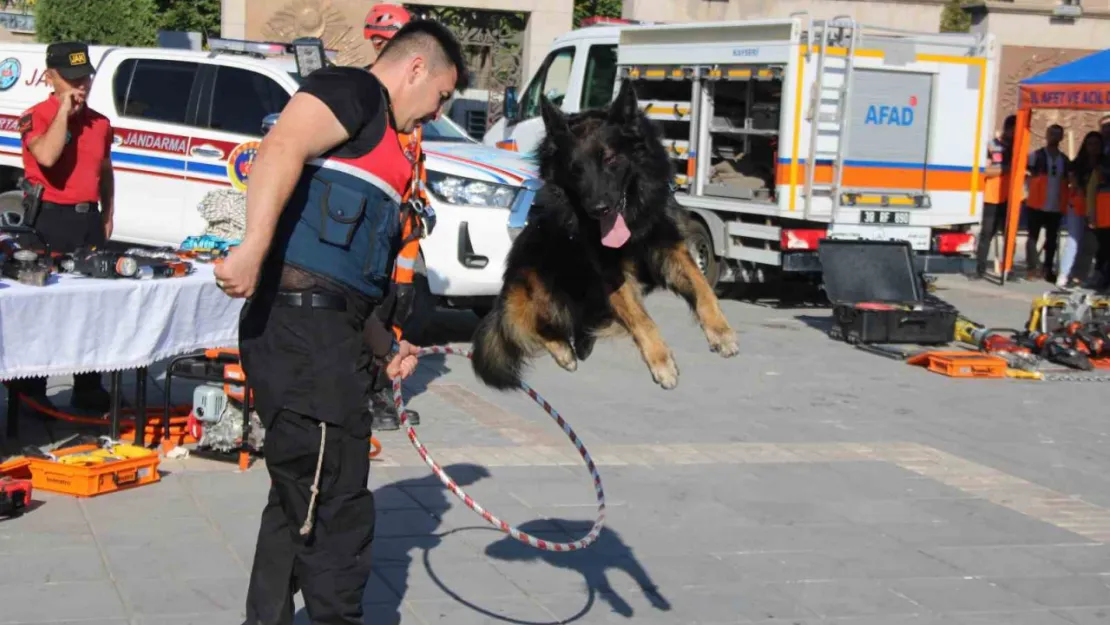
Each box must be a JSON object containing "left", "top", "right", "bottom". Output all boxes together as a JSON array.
[{"left": 364, "top": 3, "right": 411, "bottom": 41}]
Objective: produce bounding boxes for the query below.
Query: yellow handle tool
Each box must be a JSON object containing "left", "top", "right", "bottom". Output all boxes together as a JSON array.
[{"left": 1006, "top": 368, "right": 1044, "bottom": 380}]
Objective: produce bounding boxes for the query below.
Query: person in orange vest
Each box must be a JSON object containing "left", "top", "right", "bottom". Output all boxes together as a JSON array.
[
  {"left": 1024, "top": 123, "right": 1070, "bottom": 283},
  {"left": 1060, "top": 131, "right": 1102, "bottom": 287},
  {"left": 973, "top": 114, "right": 1016, "bottom": 280},
  {"left": 1078, "top": 130, "right": 1110, "bottom": 290},
  {"left": 364, "top": 2, "right": 436, "bottom": 430}
]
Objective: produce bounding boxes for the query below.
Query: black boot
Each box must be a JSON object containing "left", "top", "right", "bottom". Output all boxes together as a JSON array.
[
  {"left": 369, "top": 384, "right": 419, "bottom": 431},
  {"left": 70, "top": 372, "right": 111, "bottom": 413}
]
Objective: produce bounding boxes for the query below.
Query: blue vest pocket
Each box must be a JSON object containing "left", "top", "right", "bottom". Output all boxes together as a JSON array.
[
  {"left": 318, "top": 181, "right": 367, "bottom": 248},
  {"left": 364, "top": 195, "right": 401, "bottom": 284}
]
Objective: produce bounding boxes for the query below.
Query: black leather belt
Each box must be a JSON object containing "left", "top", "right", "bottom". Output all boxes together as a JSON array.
[
  {"left": 43, "top": 201, "right": 98, "bottom": 214},
  {"left": 274, "top": 291, "right": 348, "bottom": 312}
]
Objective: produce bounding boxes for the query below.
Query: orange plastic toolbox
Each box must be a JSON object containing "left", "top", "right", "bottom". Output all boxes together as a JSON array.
[
  {"left": 907, "top": 351, "right": 1008, "bottom": 378},
  {"left": 26, "top": 444, "right": 161, "bottom": 497}
]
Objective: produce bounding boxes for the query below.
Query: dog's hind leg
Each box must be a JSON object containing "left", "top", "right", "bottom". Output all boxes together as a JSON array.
[
  {"left": 608, "top": 278, "right": 679, "bottom": 389},
  {"left": 660, "top": 243, "right": 740, "bottom": 358}
]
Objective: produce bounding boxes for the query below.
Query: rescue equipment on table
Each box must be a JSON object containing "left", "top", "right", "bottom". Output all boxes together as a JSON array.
[
  {"left": 18, "top": 177, "right": 44, "bottom": 229},
  {"left": 0, "top": 226, "right": 52, "bottom": 286},
  {"left": 58, "top": 248, "right": 193, "bottom": 279},
  {"left": 179, "top": 235, "right": 238, "bottom": 261},
  {"left": 196, "top": 189, "right": 247, "bottom": 242}
]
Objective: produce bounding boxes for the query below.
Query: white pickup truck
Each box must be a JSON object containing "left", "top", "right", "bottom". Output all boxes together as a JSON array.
[{"left": 0, "top": 39, "right": 540, "bottom": 318}]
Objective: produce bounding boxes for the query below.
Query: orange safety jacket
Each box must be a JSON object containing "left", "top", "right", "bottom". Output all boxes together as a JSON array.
[
  {"left": 1025, "top": 147, "right": 1069, "bottom": 211},
  {"left": 1092, "top": 167, "right": 1110, "bottom": 229},
  {"left": 983, "top": 138, "right": 1011, "bottom": 205},
  {"left": 391, "top": 124, "right": 430, "bottom": 340}
]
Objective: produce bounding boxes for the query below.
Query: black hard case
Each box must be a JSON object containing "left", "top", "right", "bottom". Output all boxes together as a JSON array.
[{"left": 817, "top": 239, "right": 957, "bottom": 345}]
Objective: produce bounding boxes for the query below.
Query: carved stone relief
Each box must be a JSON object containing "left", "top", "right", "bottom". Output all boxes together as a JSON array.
[{"left": 261, "top": 0, "right": 373, "bottom": 68}]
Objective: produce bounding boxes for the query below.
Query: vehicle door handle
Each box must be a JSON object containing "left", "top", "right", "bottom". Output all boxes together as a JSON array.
[{"left": 190, "top": 145, "right": 224, "bottom": 159}]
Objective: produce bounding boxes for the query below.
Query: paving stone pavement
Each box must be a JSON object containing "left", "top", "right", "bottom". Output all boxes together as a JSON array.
[{"left": 2, "top": 275, "right": 1110, "bottom": 625}]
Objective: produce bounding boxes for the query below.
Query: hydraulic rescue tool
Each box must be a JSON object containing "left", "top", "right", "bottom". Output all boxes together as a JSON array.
[
  {"left": 0, "top": 227, "right": 51, "bottom": 286},
  {"left": 953, "top": 317, "right": 1040, "bottom": 371}
]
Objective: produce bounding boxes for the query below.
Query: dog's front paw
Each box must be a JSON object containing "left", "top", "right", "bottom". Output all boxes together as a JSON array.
[
  {"left": 649, "top": 354, "right": 679, "bottom": 390},
  {"left": 708, "top": 327, "right": 739, "bottom": 358},
  {"left": 546, "top": 341, "right": 579, "bottom": 372}
]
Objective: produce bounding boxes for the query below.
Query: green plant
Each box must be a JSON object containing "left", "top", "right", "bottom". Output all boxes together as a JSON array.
[
  {"left": 574, "top": 0, "right": 623, "bottom": 27},
  {"left": 155, "top": 0, "right": 221, "bottom": 43},
  {"left": 35, "top": 0, "right": 159, "bottom": 46},
  {"left": 940, "top": 0, "right": 972, "bottom": 33}
]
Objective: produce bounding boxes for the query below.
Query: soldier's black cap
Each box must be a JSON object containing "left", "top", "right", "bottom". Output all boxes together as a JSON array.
[{"left": 45, "top": 42, "right": 94, "bottom": 80}]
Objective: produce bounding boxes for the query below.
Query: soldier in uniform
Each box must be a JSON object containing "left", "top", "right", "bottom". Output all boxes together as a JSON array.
[
  {"left": 214, "top": 21, "right": 468, "bottom": 625},
  {"left": 16, "top": 41, "right": 114, "bottom": 413}
]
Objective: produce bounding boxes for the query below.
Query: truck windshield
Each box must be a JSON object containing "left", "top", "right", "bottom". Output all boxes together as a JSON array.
[{"left": 288, "top": 71, "right": 475, "bottom": 143}]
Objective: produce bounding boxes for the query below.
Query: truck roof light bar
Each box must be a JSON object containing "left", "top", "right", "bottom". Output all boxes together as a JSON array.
[{"left": 207, "top": 36, "right": 337, "bottom": 76}]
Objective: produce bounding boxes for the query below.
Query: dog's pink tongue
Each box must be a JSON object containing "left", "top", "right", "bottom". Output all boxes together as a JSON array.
[{"left": 601, "top": 212, "right": 631, "bottom": 248}]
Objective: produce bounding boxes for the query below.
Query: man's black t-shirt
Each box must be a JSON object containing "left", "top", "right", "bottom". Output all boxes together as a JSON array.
[
  {"left": 296, "top": 66, "right": 392, "bottom": 160},
  {"left": 253, "top": 66, "right": 402, "bottom": 360}
]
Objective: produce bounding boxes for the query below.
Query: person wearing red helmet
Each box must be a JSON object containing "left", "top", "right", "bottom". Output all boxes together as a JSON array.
[
  {"left": 363, "top": 2, "right": 436, "bottom": 432},
  {"left": 364, "top": 3, "right": 411, "bottom": 53}
]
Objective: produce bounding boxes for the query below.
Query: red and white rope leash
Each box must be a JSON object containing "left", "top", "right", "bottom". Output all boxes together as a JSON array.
[{"left": 391, "top": 345, "right": 605, "bottom": 551}]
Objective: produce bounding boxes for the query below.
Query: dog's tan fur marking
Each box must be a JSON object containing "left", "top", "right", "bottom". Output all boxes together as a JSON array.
[
  {"left": 607, "top": 274, "right": 679, "bottom": 389},
  {"left": 503, "top": 270, "right": 578, "bottom": 371},
  {"left": 660, "top": 244, "right": 740, "bottom": 357}
]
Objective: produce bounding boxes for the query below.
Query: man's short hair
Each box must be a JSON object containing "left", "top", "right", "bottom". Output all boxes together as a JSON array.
[{"left": 376, "top": 19, "right": 470, "bottom": 93}]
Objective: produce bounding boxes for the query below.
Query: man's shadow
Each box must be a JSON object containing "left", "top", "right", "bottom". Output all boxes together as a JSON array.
[
  {"left": 290, "top": 464, "right": 489, "bottom": 625},
  {"left": 369, "top": 464, "right": 492, "bottom": 623},
  {"left": 483, "top": 520, "right": 671, "bottom": 620}
]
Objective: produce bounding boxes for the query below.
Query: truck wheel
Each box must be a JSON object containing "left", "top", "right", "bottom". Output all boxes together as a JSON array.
[
  {"left": 0, "top": 190, "right": 23, "bottom": 226},
  {"left": 686, "top": 219, "right": 719, "bottom": 288}
]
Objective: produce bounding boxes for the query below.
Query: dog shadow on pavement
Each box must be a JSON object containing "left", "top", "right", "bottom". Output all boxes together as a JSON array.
[
  {"left": 483, "top": 519, "right": 671, "bottom": 620},
  {"left": 331, "top": 463, "right": 668, "bottom": 624}
]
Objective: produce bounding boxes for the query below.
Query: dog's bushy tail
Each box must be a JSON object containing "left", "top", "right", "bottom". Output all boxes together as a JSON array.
[{"left": 471, "top": 305, "right": 527, "bottom": 390}]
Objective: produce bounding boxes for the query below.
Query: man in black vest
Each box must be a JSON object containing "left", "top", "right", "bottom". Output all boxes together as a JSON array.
[{"left": 214, "top": 21, "right": 468, "bottom": 625}]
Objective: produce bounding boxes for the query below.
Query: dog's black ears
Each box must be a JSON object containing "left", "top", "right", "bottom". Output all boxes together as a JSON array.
[
  {"left": 540, "top": 95, "right": 571, "bottom": 138},
  {"left": 607, "top": 80, "right": 639, "bottom": 126}
]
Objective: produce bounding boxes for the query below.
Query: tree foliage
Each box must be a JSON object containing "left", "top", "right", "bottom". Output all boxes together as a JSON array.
[
  {"left": 155, "top": 0, "right": 221, "bottom": 42},
  {"left": 574, "top": 0, "right": 623, "bottom": 27},
  {"left": 940, "top": 0, "right": 972, "bottom": 33},
  {"left": 34, "top": 0, "right": 159, "bottom": 47}
]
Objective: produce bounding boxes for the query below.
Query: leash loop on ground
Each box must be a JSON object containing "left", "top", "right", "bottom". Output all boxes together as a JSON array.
[{"left": 391, "top": 345, "right": 605, "bottom": 552}]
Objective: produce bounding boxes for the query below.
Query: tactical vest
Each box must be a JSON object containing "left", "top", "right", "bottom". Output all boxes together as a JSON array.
[
  {"left": 282, "top": 124, "right": 413, "bottom": 301},
  {"left": 983, "top": 138, "right": 1010, "bottom": 205},
  {"left": 1026, "top": 147, "right": 1068, "bottom": 211}
]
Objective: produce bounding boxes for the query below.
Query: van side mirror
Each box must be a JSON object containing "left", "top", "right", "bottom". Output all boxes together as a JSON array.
[
  {"left": 261, "top": 113, "right": 280, "bottom": 135},
  {"left": 503, "top": 86, "right": 519, "bottom": 125}
]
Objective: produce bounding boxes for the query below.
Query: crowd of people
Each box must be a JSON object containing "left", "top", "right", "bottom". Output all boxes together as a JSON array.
[{"left": 976, "top": 113, "right": 1110, "bottom": 290}]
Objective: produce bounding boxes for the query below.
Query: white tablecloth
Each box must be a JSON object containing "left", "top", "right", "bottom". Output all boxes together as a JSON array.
[{"left": 0, "top": 262, "right": 244, "bottom": 380}]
